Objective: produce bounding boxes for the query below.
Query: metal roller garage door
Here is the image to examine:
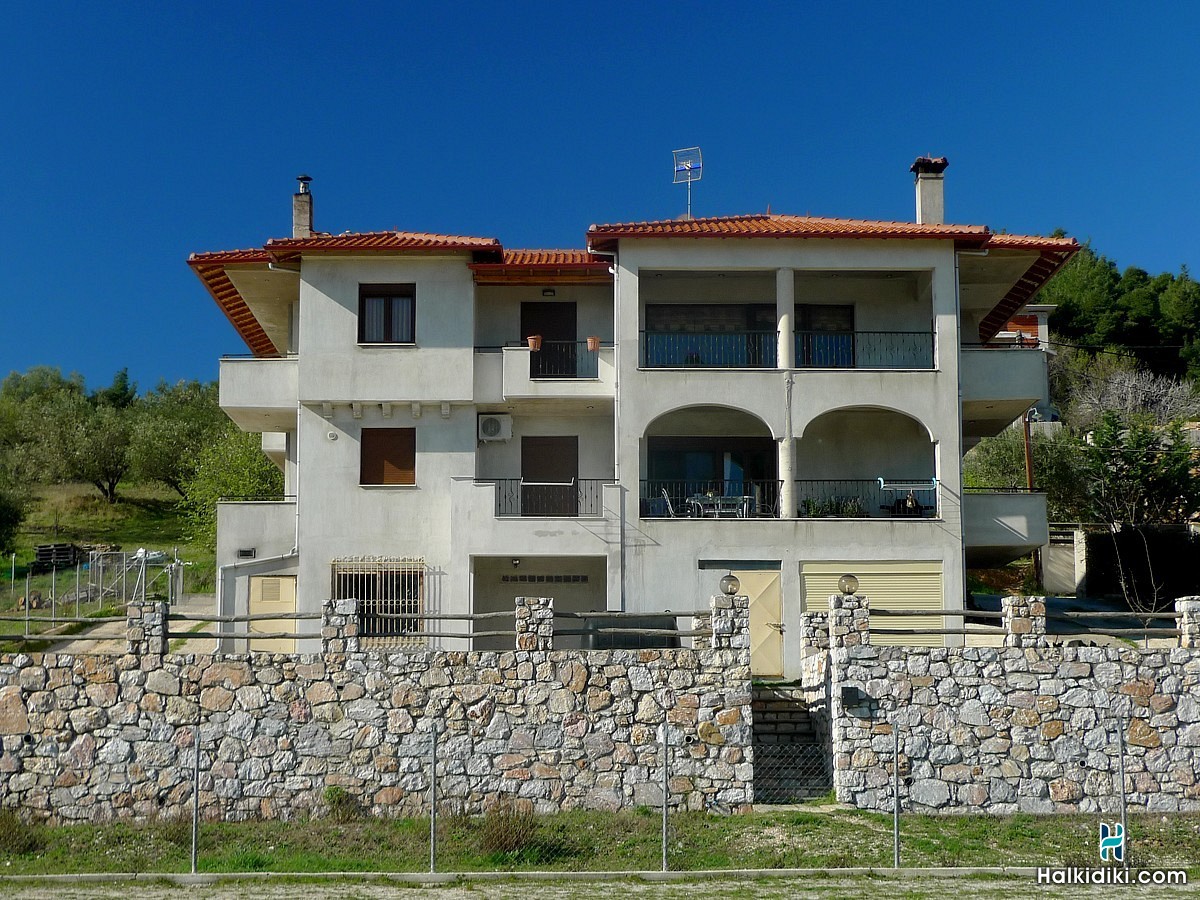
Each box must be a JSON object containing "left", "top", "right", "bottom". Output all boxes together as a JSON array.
[{"left": 800, "top": 561, "right": 944, "bottom": 647}]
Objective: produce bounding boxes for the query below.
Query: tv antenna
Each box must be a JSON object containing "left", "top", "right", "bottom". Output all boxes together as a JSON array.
[{"left": 672, "top": 147, "right": 703, "bottom": 219}]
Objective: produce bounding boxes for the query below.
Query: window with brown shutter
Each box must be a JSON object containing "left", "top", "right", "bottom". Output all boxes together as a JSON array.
[{"left": 360, "top": 428, "right": 416, "bottom": 485}]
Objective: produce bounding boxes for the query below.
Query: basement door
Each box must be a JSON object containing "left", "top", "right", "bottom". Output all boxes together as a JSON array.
[
  {"left": 800, "top": 561, "right": 944, "bottom": 648},
  {"left": 734, "top": 569, "right": 783, "bottom": 677},
  {"left": 248, "top": 575, "right": 297, "bottom": 653},
  {"left": 521, "top": 436, "right": 579, "bottom": 516}
]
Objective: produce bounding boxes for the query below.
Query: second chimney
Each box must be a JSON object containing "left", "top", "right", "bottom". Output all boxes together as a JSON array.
[
  {"left": 910, "top": 157, "right": 948, "bottom": 225},
  {"left": 293, "top": 174, "right": 314, "bottom": 238}
]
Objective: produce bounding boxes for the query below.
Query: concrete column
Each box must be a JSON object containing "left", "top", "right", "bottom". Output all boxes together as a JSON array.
[{"left": 776, "top": 268, "right": 796, "bottom": 518}]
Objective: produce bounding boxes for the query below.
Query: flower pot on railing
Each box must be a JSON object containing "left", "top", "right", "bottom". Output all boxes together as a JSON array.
[
  {"left": 586, "top": 336, "right": 601, "bottom": 353},
  {"left": 526, "top": 335, "right": 542, "bottom": 351}
]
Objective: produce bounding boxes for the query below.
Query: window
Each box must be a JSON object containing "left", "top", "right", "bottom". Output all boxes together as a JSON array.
[
  {"left": 331, "top": 557, "right": 425, "bottom": 649},
  {"left": 359, "top": 283, "right": 415, "bottom": 343},
  {"left": 360, "top": 428, "right": 416, "bottom": 485}
]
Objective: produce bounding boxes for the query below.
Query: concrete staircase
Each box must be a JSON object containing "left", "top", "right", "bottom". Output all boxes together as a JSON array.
[{"left": 752, "top": 685, "right": 832, "bottom": 803}]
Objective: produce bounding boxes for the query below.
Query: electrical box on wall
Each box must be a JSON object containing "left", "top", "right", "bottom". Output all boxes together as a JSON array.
[{"left": 478, "top": 414, "right": 513, "bottom": 442}]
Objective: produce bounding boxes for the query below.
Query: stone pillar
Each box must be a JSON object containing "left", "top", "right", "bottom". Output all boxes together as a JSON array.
[
  {"left": 690, "top": 612, "right": 713, "bottom": 650},
  {"left": 710, "top": 594, "right": 750, "bottom": 651},
  {"left": 126, "top": 600, "right": 168, "bottom": 660},
  {"left": 515, "top": 597, "right": 554, "bottom": 650},
  {"left": 1177, "top": 597, "right": 1200, "bottom": 649},
  {"left": 322, "top": 598, "right": 360, "bottom": 655},
  {"left": 800, "top": 611, "right": 830, "bottom": 650},
  {"left": 1002, "top": 595, "right": 1047, "bottom": 648},
  {"left": 829, "top": 594, "right": 869, "bottom": 647}
]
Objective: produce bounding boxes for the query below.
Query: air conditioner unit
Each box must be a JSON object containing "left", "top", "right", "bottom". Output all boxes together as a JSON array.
[{"left": 478, "top": 414, "right": 513, "bottom": 442}]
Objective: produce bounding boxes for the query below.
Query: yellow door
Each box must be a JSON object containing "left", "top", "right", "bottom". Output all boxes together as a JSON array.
[
  {"left": 800, "top": 561, "right": 944, "bottom": 647},
  {"left": 248, "top": 575, "right": 297, "bottom": 653},
  {"left": 736, "top": 570, "right": 783, "bottom": 677}
]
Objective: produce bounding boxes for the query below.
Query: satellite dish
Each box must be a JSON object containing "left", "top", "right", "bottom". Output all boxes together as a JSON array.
[{"left": 672, "top": 147, "right": 703, "bottom": 219}]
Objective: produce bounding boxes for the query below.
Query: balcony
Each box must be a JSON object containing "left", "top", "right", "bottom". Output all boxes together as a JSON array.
[
  {"left": 794, "top": 331, "right": 934, "bottom": 369},
  {"left": 794, "top": 479, "right": 937, "bottom": 519},
  {"left": 485, "top": 478, "right": 612, "bottom": 517},
  {"left": 637, "top": 331, "right": 936, "bottom": 370},
  {"left": 640, "top": 480, "right": 782, "bottom": 518},
  {"left": 489, "top": 343, "right": 615, "bottom": 401},
  {"left": 219, "top": 355, "right": 298, "bottom": 431},
  {"left": 963, "top": 489, "right": 1049, "bottom": 566},
  {"left": 640, "top": 331, "right": 777, "bottom": 368},
  {"left": 961, "top": 346, "right": 1047, "bottom": 438}
]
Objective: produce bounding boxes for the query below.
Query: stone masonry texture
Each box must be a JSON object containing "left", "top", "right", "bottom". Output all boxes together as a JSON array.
[
  {"left": 0, "top": 597, "right": 753, "bottom": 823},
  {"left": 831, "top": 643, "right": 1200, "bottom": 814}
]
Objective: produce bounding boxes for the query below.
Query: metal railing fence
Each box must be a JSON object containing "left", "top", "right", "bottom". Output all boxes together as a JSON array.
[
  {"left": 489, "top": 478, "right": 609, "bottom": 517},
  {"left": 795, "top": 479, "right": 937, "bottom": 518},
  {"left": 529, "top": 340, "right": 600, "bottom": 378},
  {"left": 640, "top": 479, "right": 782, "bottom": 518},
  {"left": 794, "top": 330, "right": 934, "bottom": 369},
  {"left": 640, "top": 330, "right": 778, "bottom": 368}
]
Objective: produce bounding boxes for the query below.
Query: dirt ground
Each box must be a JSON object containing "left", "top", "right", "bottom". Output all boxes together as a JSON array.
[{"left": 0, "top": 872, "right": 1193, "bottom": 900}]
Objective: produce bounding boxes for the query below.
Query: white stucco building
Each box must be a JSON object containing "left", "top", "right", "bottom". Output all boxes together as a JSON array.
[{"left": 191, "top": 159, "right": 1077, "bottom": 678}]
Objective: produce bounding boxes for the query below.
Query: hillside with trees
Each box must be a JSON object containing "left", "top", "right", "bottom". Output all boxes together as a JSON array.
[{"left": 0, "top": 366, "right": 281, "bottom": 559}]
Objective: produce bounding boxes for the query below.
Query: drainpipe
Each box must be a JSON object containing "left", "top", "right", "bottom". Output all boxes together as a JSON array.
[{"left": 587, "top": 244, "right": 623, "bottom": 610}]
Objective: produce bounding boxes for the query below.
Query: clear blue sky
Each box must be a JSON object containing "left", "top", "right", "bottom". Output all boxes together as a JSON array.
[{"left": 2, "top": 2, "right": 1198, "bottom": 390}]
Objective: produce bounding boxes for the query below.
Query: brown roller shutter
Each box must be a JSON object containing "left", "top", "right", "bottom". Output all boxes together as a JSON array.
[{"left": 361, "top": 428, "right": 416, "bottom": 485}]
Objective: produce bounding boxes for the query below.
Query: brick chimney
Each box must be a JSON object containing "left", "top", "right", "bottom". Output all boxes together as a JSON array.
[
  {"left": 910, "top": 157, "right": 948, "bottom": 225},
  {"left": 293, "top": 174, "right": 313, "bottom": 238}
]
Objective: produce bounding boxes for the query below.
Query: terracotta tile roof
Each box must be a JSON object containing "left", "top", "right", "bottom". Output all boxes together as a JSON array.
[
  {"left": 187, "top": 252, "right": 279, "bottom": 357},
  {"left": 497, "top": 250, "right": 610, "bottom": 266},
  {"left": 982, "top": 233, "right": 1080, "bottom": 252},
  {"left": 470, "top": 249, "right": 613, "bottom": 285},
  {"left": 587, "top": 213, "right": 991, "bottom": 250},
  {"left": 266, "top": 230, "right": 501, "bottom": 255}
]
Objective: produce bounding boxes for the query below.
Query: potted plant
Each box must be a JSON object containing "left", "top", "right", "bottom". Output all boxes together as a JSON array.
[
  {"left": 526, "top": 334, "right": 542, "bottom": 351},
  {"left": 586, "top": 335, "right": 601, "bottom": 352}
]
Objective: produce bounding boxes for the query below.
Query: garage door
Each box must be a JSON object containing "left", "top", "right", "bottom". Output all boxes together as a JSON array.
[{"left": 800, "top": 561, "right": 944, "bottom": 647}]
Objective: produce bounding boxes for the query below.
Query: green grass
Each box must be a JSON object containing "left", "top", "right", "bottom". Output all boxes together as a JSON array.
[
  {"left": 3, "top": 481, "right": 214, "bottom": 608},
  {"left": 0, "top": 809, "right": 1197, "bottom": 875}
]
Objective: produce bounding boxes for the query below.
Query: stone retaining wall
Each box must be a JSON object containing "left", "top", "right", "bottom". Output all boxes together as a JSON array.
[
  {"left": 831, "top": 642, "right": 1200, "bottom": 813},
  {"left": 0, "top": 596, "right": 752, "bottom": 823}
]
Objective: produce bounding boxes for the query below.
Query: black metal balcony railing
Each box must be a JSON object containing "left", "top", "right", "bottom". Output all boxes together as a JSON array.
[
  {"left": 640, "top": 331, "right": 778, "bottom": 368},
  {"left": 490, "top": 478, "right": 608, "bottom": 517},
  {"left": 530, "top": 341, "right": 600, "bottom": 378},
  {"left": 795, "top": 479, "right": 937, "bottom": 518},
  {"left": 640, "top": 480, "right": 782, "bottom": 518},
  {"left": 794, "top": 331, "right": 934, "bottom": 369}
]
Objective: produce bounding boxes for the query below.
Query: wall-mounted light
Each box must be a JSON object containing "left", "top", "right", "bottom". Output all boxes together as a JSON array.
[
  {"left": 511, "top": 558, "right": 521, "bottom": 568},
  {"left": 542, "top": 288, "right": 556, "bottom": 297},
  {"left": 719, "top": 574, "right": 740, "bottom": 596},
  {"left": 838, "top": 574, "right": 859, "bottom": 595}
]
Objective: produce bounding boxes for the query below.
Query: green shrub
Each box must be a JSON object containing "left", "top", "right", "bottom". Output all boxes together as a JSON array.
[
  {"left": 0, "top": 808, "right": 44, "bottom": 856},
  {"left": 323, "top": 786, "right": 362, "bottom": 823},
  {"left": 480, "top": 800, "right": 537, "bottom": 856}
]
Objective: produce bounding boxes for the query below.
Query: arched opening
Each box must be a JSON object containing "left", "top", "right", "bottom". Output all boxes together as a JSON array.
[
  {"left": 641, "top": 406, "right": 779, "bottom": 518},
  {"left": 794, "top": 407, "right": 936, "bottom": 518}
]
